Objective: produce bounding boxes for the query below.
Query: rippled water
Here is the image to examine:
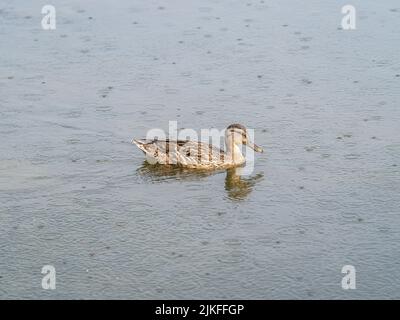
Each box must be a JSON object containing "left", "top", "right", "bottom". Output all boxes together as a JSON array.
[{"left": 1, "top": 0, "right": 400, "bottom": 299}]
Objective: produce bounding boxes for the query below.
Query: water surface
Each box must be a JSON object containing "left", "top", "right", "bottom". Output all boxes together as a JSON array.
[{"left": 1, "top": 0, "right": 400, "bottom": 299}]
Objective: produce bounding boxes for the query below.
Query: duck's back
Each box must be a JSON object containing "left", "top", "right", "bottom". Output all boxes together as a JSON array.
[{"left": 133, "top": 139, "right": 228, "bottom": 168}]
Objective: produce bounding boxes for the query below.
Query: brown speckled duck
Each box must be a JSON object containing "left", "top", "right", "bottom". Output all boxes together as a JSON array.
[{"left": 132, "top": 124, "right": 263, "bottom": 169}]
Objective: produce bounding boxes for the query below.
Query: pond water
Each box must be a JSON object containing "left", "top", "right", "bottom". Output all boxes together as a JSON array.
[{"left": 0, "top": 0, "right": 399, "bottom": 299}]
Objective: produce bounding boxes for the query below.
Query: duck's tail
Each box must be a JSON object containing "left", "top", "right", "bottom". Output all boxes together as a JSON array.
[{"left": 131, "top": 139, "right": 148, "bottom": 154}]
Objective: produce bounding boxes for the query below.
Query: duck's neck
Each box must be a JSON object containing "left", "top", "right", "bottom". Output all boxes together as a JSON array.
[{"left": 225, "top": 140, "right": 245, "bottom": 164}]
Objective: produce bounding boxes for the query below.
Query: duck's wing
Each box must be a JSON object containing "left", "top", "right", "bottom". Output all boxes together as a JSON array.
[
  {"left": 176, "top": 140, "right": 226, "bottom": 167},
  {"left": 132, "top": 139, "right": 225, "bottom": 166}
]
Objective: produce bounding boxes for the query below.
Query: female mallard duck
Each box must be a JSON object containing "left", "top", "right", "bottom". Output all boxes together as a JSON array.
[{"left": 132, "top": 124, "right": 263, "bottom": 169}]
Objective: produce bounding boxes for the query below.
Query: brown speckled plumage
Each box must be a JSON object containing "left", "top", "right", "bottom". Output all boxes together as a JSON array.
[
  {"left": 133, "top": 139, "right": 229, "bottom": 169},
  {"left": 132, "top": 124, "right": 263, "bottom": 169}
]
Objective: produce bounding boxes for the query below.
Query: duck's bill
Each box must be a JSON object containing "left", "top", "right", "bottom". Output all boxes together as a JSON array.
[{"left": 248, "top": 142, "right": 263, "bottom": 153}]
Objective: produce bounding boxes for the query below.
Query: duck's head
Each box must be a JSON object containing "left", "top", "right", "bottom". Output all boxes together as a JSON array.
[{"left": 225, "top": 123, "right": 263, "bottom": 152}]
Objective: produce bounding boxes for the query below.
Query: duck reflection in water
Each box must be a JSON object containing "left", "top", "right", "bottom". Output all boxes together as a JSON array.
[
  {"left": 224, "top": 167, "right": 263, "bottom": 200},
  {"left": 137, "top": 162, "right": 263, "bottom": 200}
]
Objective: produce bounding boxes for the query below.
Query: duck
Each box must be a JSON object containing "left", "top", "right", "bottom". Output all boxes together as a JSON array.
[{"left": 132, "top": 123, "right": 263, "bottom": 169}]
